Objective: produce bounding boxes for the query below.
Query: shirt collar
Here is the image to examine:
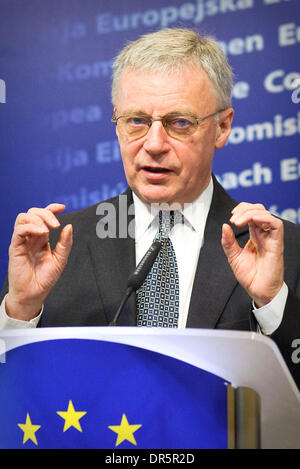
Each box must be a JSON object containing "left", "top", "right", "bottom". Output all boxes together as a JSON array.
[
  {"left": 133, "top": 177, "right": 214, "bottom": 241},
  {"left": 182, "top": 177, "right": 213, "bottom": 234}
]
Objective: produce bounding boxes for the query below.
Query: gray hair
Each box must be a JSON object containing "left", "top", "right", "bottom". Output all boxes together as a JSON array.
[{"left": 111, "top": 28, "right": 233, "bottom": 109}]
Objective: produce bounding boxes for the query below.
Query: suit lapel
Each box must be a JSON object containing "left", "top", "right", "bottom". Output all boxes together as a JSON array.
[
  {"left": 186, "top": 178, "right": 249, "bottom": 329},
  {"left": 87, "top": 189, "right": 137, "bottom": 326}
]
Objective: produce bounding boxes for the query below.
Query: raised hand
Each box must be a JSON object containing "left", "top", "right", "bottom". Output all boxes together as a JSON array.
[
  {"left": 5, "top": 203, "right": 73, "bottom": 321},
  {"left": 221, "top": 202, "right": 284, "bottom": 307}
]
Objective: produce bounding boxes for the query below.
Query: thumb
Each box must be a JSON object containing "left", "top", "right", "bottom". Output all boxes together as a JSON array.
[
  {"left": 52, "top": 224, "right": 73, "bottom": 268},
  {"left": 221, "top": 223, "right": 242, "bottom": 263}
]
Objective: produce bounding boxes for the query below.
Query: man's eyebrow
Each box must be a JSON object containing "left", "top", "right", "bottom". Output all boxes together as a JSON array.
[
  {"left": 165, "top": 110, "right": 195, "bottom": 116},
  {"left": 120, "top": 109, "right": 195, "bottom": 116},
  {"left": 120, "top": 109, "right": 149, "bottom": 116}
]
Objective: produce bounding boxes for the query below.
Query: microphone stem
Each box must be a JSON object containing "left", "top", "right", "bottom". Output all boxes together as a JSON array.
[{"left": 109, "top": 287, "right": 133, "bottom": 326}]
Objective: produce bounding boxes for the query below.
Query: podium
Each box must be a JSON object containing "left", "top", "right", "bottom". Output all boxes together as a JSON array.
[{"left": 0, "top": 328, "right": 299, "bottom": 449}]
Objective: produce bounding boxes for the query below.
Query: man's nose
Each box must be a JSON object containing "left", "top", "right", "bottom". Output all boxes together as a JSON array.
[{"left": 143, "top": 121, "right": 170, "bottom": 155}]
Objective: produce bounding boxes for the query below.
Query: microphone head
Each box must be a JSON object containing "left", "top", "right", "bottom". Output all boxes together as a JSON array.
[
  {"left": 109, "top": 241, "right": 161, "bottom": 327},
  {"left": 127, "top": 241, "right": 161, "bottom": 291}
]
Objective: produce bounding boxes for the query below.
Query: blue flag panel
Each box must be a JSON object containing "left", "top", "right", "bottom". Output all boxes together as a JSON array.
[{"left": 0, "top": 338, "right": 228, "bottom": 449}]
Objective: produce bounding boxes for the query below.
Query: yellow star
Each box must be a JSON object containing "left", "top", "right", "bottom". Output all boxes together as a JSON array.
[
  {"left": 108, "top": 413, "right": 142, "bottom": 447},
  {"left": 18, "top": 413, "right": 41, "bottom": 445},
  {"left": 56, "top": 400, "right": 87, "bottom": 432}
]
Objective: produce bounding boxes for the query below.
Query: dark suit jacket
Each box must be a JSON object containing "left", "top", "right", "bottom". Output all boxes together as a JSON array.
[{"left": 1, "top": 177, "right": 300, "bottom": 387}]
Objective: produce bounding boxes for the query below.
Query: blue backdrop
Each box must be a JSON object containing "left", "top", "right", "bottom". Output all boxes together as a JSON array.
[{"left": 1, "top": 0, "right": 300, "bottom": 286}]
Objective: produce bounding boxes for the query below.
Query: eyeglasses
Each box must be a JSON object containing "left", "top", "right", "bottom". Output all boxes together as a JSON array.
[{"left": 111, "top": 109, "right": 226, "bottom": 140}]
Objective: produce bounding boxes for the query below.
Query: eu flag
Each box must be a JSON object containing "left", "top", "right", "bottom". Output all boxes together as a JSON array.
[{"left": 0, "top": 337, "right": 228, "bottom": 448}]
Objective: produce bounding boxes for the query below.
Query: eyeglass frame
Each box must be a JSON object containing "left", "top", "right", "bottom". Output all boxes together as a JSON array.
[{"left": 111, "top": 108, "right": 227, "bottom": 138}]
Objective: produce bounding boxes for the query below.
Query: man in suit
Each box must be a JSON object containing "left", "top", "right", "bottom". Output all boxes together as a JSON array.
[{"left": 0, "top": 29, "right": 299, "bottom": 386}]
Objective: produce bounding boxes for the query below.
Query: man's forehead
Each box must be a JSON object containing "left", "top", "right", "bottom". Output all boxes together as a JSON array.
[
  {"left": 119, "top": 64, "right": 208, "bottom": 83},
  {"left": 115, "top": 66, "right": 217, "bottom": 111}
]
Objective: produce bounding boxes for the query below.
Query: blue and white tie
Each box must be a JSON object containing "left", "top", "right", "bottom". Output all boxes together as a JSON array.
[{"left": 136, "top": 211, "right": 179, "bottom": 327}]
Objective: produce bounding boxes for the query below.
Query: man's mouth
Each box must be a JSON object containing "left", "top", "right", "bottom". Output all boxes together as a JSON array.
[{"left": 142, "top": 166, "right": 171, "bottom": 173}]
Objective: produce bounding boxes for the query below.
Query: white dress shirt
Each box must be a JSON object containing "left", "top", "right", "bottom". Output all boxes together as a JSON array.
[
  {"left": 0, "top": 177, "right": 288, "bottom": 331},
  {"left": 133, "top": 179, "right": 213, "bottom": 328}
]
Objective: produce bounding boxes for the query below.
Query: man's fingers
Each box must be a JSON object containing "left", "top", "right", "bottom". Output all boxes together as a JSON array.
[
  {"left": 14, "top": 223, "right": 49, "bottom": 238},
  {"left": 230, "top": 203, "right": 268, "bottom": 225},
  {"left": 15, "top": 212, "right": 54, "bottom": 232},
  {"left": 230, "top": 209, "right": 281, "bottom": 232},
  {"left": 52, "top": 224, "right": 73, "bottom": 267},
  {"left": 26, "top": 207, "right": 61, "bottom": 229},
  {"left": 13, "top": 204, "right": 66, "bottom": 232},
  {"left": 11, "top": 204, "right": 70, "bottom": 254},
  {"left": 44, "top": 203, "right": 66, "bottom": 214},
  {"left": 221, "top": 223, "right": 242, "bottom": 259},
  {"left": 10, "top": 223, "right": 49, "bottom": 252},
  {"left": 231, "top": 202, "right": 265, "bottom": 217}
]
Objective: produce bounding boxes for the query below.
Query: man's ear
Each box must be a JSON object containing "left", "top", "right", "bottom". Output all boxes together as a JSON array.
[
  {"left": 112, "top": 107, "right": 120, "bottom": 138},
  {"left": 215, "top": 108, "right": 234, "bottom": 149}
]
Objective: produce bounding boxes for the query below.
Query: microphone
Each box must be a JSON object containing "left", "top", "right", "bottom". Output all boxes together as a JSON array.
[{"left": 109, "top": 240, "right": 161, "bottom": 326}]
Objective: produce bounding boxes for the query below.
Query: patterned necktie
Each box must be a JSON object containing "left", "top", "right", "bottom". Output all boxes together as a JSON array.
[{"left": 136, "top": 210, "right": 179, "bottom": 327}]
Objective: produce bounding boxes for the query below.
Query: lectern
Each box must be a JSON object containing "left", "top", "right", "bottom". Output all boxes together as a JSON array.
[{"left": 0, "top": 328, "right": 299, "bottom": 449}]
